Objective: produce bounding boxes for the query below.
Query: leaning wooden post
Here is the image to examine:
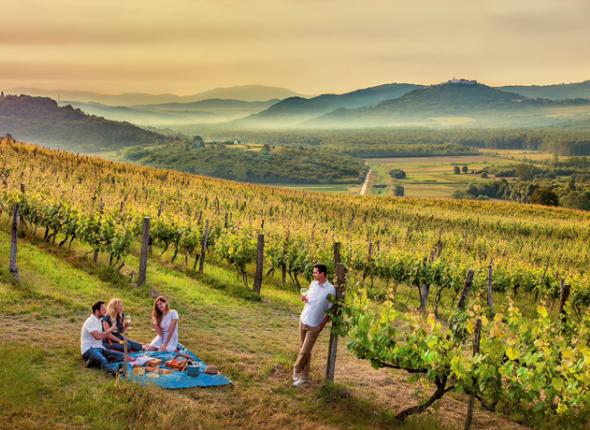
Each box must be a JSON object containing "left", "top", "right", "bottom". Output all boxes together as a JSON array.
[
  {"left": 464, "top": 318, "right": 482, "bottom": 430},
  {"left": 137, "top": 217, "right": 150, "bottom": 287},
  {"left": 326, "top": 242, "right": 346, "bottom": 383},
  {"left": 458, "top": 270, "right": 475, "bottom": 310},
  {"left": 9, "top": 203, "right": 20, "bottom": 283},
  {"left": 253, "top": 233, "right": 264, "bottom": 294},
  {"left": 198, "top": 220, "right": 209, "bottom": 274}
]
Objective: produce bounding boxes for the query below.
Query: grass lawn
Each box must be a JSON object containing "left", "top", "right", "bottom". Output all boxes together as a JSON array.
[{"left": 0, "top": 226, "right": 530, "bottom": 430}]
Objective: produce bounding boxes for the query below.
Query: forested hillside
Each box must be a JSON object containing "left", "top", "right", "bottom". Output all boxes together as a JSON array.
[
  {"left": 124, "top": 141, "right": 368, "bottom": 184},
  {"left": 0, "top": 94, "right": 171, "bottom": 152}
]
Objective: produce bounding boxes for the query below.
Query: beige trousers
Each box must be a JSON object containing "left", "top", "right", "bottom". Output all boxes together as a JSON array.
[{"left": 293, "top": 322, "right": 322, "bottom": 380}]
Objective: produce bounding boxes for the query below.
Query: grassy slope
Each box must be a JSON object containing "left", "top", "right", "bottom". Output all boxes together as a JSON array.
[{"left": 0, "top": 229, "right": 527, "bottom": 430}]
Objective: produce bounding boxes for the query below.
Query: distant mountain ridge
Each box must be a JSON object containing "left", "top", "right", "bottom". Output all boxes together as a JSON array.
[
  {"left": 307, "top": 81, "right": 590, "bottom": 128},
  {"left": 0, "top": 94, "right": 170, "bottom": 152},
  {"left": 237, "top": 83, "right": 424, "bottom": 127},
  {"left": 4, "top": 85, "right": 305, "bottom": 106},
  {"left": 500, "top": 80, "right": 590, "bottom": 100},
  {"left": 4, "top": 78, "right": 590, "bottom": 132},
  {"left": 62, "top": 98, "right": 278, "bottom": 126}
]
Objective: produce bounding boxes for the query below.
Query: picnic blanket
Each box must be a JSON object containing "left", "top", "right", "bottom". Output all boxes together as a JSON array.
[{"left": 125, "top": 346, "right": 231, "bottom": 389}]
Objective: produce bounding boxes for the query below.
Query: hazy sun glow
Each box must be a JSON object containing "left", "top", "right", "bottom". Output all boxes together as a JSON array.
[{"left": 1, "top": 0, "right": 589, "bottom": 94}]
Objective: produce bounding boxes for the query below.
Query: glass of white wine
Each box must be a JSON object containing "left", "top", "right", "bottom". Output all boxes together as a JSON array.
[
  {"left": 126, "top": 314, "right": 132, "bottom": 331},
  {"left": 300, "top": 287, "right": 308, "bottom": 296}
]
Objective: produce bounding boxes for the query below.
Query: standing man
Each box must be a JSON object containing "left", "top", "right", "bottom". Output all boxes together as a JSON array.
[
  {"left": 81, "top": 300, "right": 124, "bottom": 376},
  {"left": 293, "top": 264, "right": 336, "bottom": 387}
]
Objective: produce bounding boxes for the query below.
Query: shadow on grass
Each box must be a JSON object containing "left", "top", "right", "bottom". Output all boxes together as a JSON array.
[{"left": 310, "top": 382, "right": 457, "bottom": 430}]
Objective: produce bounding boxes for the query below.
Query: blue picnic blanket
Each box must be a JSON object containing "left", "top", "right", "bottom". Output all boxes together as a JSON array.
[{"left": 125, "top": 346, "right": 231, "bottom": 389}]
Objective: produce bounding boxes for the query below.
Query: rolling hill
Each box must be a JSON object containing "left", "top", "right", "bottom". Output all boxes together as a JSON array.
[
  {"left": 237, "top": 83, "right": 424, "bottom": 128},
  {"left": 306, "top": 80, "right": 590, "bottom": 128},
  {"left": 0, "top": 94, "right": 171, "bottom": 152},
  {"left": 500, "top": 80, "right": 590, "bottom": 100},
  {"left": 5, "top": 85, "right": 304, "bottom": 106},
  {"left": 62, "top": 98, "right": 277, "bottom": 126},
  {"left": 59, "top": 101, "right": 216, "bottom": 125}
]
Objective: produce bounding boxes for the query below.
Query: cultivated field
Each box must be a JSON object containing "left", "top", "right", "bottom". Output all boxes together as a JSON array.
[{"left": 364, "top": 154, "right": 536, "bottom": 197}]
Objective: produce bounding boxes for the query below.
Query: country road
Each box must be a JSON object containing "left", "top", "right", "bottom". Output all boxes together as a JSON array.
[{"left": 360, "top": 168, "right": 372, "bottom": 196}]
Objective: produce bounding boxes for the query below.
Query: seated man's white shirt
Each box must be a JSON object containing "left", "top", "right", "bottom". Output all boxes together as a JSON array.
[
  {"left": 81, "top": 314, "right": 104, "bottom": 355},
  {"left": 300, "top": 280, "right": 336, "bottom": 327}
]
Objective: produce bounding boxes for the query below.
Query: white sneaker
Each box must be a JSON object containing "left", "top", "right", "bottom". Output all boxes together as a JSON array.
[
  {"left": 292, "top": 378, "right": 308, "bottom": 387},
  {"left": 292, "top": 372, "right": 300, "bottom": 381}
]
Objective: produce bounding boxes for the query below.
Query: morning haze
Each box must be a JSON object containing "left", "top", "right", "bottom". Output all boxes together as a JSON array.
[{"left": 1, "top": 0, "right": 589, "bottom": 95}]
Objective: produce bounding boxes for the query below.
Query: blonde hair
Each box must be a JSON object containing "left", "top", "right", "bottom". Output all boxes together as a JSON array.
[
  {"left": 106, "top": 298, "right": 123, "bottom": 323},
  {"left": 152, "top": 296, "right": 169, "bottom": 328}
]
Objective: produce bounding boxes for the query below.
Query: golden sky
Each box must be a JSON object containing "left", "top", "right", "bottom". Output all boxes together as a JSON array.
[{"left": 1, "top": 0, "right": 589, "bottom": 95}]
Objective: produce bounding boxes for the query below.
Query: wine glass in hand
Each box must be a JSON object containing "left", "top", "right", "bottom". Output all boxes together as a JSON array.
[{"left": 300, "top": 288, "right": 308, "bottom": 302}]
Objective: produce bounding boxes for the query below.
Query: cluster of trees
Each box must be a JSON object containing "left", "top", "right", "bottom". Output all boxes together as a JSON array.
[
  {"left": 455, "top": 177, "right": 590, "bottom": 210},
  {"left": 393, "top": 184, "right": 405, "bottom": 196},
  {"left": 388, "top": 168, "right": 406, "bottom": 179},
  {"left": 453, "top": 165, "right": 470, "bottom": 174},
  {"left": 455, "top": 157, "right": 590, "bottom": 210},
  {"left": 490, "top": 160, "right": 590, "bottom": 180},
  {"left": 209, "top": 128, "right": 590, "bottom": 156},
  {"left": 124, "top": 141, "right": 368, "bottom": 184}
]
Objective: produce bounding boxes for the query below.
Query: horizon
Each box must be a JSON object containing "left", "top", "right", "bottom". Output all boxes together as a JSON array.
[
  {"left": 2, "top": 0, "right": 590, "bottom": 95},
  {"left": 4, "top": 77, "right": 590, "bottom": 99}
]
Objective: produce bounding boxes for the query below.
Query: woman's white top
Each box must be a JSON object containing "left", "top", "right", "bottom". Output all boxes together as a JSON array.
[{"left": 150, "top": 309, "right": 179, "bottom": 352}]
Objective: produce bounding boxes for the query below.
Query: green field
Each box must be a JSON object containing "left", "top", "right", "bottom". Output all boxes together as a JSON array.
[
  {"left": 269, "top": 182, "right": 361, "bottom": 193},
  {"left": 98, "top": 150, "right": 558, "bottom": 198},
  {"left": 365, "top": 153, "right": 539, "bottom": 197}
]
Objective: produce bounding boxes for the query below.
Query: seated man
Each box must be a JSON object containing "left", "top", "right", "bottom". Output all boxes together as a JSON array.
[{"left": 80, "top": 300, "right": 124, "bottom": 376}]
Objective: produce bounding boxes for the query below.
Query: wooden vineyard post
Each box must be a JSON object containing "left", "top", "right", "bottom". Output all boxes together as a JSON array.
[
  {"left": 253, "top": 233, "right": 264, "bottom": 294},
  {"left": 326, "top": 242, "right": 346, "bottom": 383},
  {"left": 137, "top": 217, "right": 150, "bottom": 287},
  {"left": 122, "top": 333, "right": 128, "bottom": 380},
  {"left": 452, "top": 269, "right": 475, "bottom": 430},
  {"left": 487, "top": 259, "right": 495, "bottom": 319},
  {"left": 458, "top": 270, "right": 475, "bottom": 310},
  {"left": 9, "top": 203, "right": 20, "bottom": 283},
  {"left": 464, "top": 318, "right": 482, "bottom": 430},
  {"left": 198, "top": 220, "right": 209, "bottom": 274},
  {"left": 419, "top": 257, "right": 429, "bottom": 313},
  {"left": 93, "top": 200, "right": 104, "bottom": 263},
  {"left": 559, "top": 279, "right": 571, "bottom": 322},
  {"left": 362, "top": 239, "right": 373, "bottom": 286}
]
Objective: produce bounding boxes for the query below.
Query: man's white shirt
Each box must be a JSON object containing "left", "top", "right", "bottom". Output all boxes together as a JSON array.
[
  {"left": 300, "top": 280, "right": 336, "bottom": 327},
  {"left": 80, "top": 314, "right": 104, "bottom": 354}
]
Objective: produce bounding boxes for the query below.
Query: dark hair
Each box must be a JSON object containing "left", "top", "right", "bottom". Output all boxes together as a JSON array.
[
  {"left": 313, "top": 264, "right": 327, "bottom": 275},
  {"left": 92, "top": 301, "right": 105, "bottom": 314}
]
